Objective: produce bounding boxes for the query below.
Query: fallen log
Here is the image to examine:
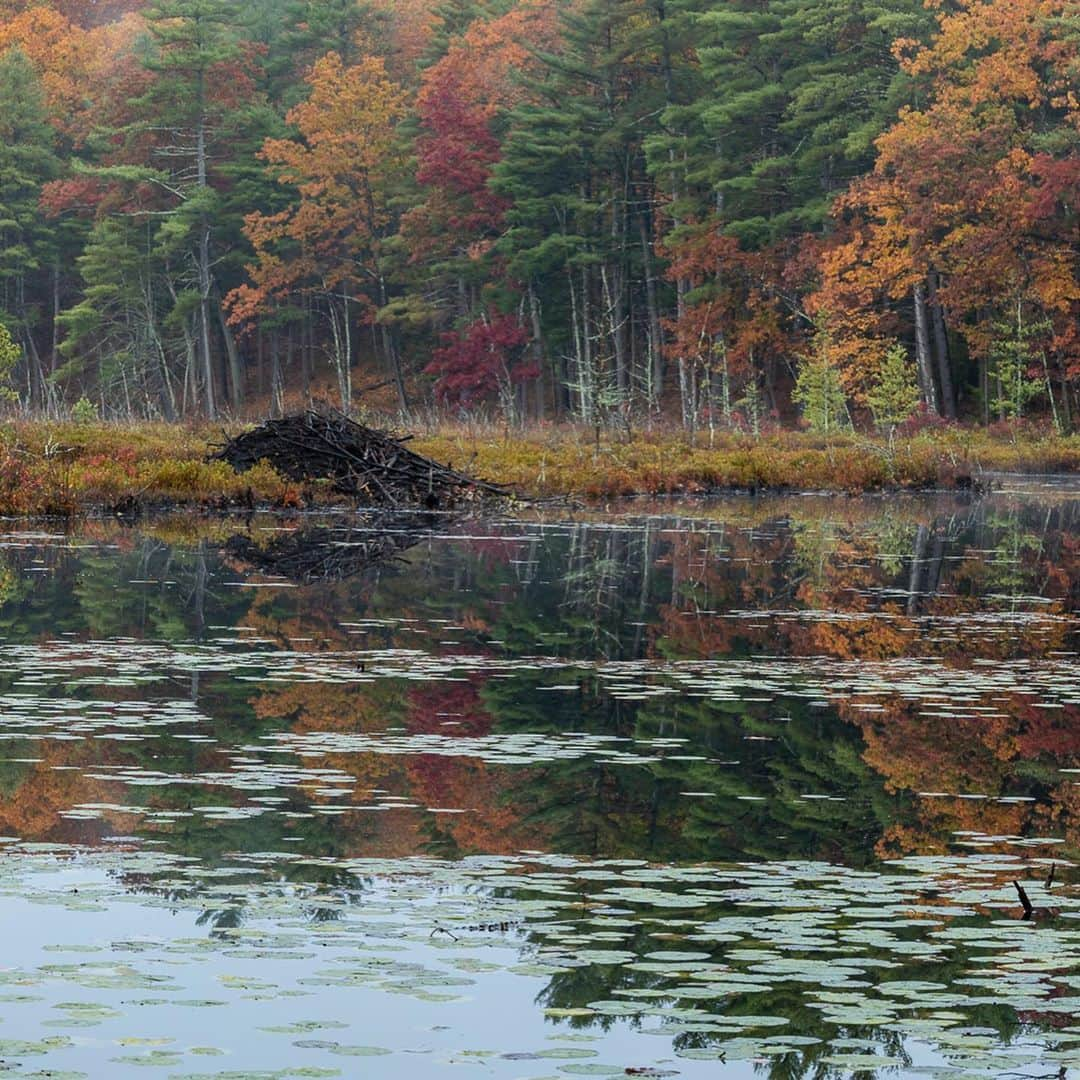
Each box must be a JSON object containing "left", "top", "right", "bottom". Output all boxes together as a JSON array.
[{"left": 210, "top": 410, "right": 507, "bottom": 508}]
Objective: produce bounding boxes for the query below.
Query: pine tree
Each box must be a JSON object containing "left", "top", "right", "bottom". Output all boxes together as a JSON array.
[
  {"left": 793, "top": 315, "right": 850, "bottom": 435},
  {"left": 135, "top": 0, "right": 246, "bottom": 416},
  {"left": 866, "top": 343, "right": 920, "bottom": 435},
  {"left": 675, "top": 0, "right": 934, "bottom": 247},
  {"left": 0, "top": 48, "right": 60, "bottom": 410},
  {"left": 494, "top": 0, "right": 671, "bottom": 419},
  {"left": 58, "top": 217, "right": 178, "bottom": 419}
]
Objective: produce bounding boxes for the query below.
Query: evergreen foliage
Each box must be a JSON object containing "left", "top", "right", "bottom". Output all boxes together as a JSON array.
[{"left": 0, "top": 0, "right": 1072, "bottom": 427}]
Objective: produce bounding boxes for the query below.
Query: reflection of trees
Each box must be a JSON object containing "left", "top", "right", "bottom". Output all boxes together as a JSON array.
[
  {"left": 847, "top": 691, "right": 1080, "bottom": 862},
  {"left": 526, "top": 875, "right": 1037, "bottom": 1080},
  {"left": 125, "top": 863, "right": 367, "bottom": 936},
  {"left": 480, "top": 674, "right": 903, "bottom": 866},
  {"left": 0, "top": 498, "right": 1072, "bottom": 875},
  {"left": 652, "top": 499, "right": 1078, "bottom": 662}
]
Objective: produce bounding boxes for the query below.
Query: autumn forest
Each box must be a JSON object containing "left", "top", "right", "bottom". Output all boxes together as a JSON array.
[{"left": 0, "top": 0, "right": 1077, "bottom": 432}]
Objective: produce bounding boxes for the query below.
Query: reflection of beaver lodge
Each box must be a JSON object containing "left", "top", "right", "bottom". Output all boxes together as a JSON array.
[
  {"left": 224, "top": 521, "right": 428, "bottom": 583},
  {"left": 211, "top": 409, "right": 508, "bottom": 509}
]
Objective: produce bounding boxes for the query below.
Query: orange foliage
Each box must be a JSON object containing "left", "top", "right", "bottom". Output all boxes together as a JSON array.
[
  {"left": 229, "top": 49, "right": 407, "bottom": 326},
  {"left": 816, "top": 0, "right": 1080, "bottom": 384},
  {"left": 0, "top": 8, "right": 142, "bottom": 142}
]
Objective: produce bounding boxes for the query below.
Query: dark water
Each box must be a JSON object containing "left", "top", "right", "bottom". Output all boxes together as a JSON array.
[{"left": 0, "top": 486, "right": 1076, "bottom": 1077}]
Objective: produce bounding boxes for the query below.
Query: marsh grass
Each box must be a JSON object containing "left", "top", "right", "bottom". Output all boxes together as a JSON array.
[{"left": 0, "top": 418, "right": 1075, "bottom": 514}]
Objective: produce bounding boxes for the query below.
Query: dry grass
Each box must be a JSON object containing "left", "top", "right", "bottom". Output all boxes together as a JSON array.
[
  {"left": 412, "top": 423, "right": 1080, "bottom": 498},
  {"left": 0, "top": 417, "right": 1075, "bottom": 515}
]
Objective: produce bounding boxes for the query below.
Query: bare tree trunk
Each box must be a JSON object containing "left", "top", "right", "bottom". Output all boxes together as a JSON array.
[
  {"left": 180, "top": 317, "right": 196, "bottom": 416},
  {"left": 928, "top": 270, "right": 955, "bottom": 419},
  {"left": 301, "top": 295, "right": 312, "bottom": 403},
  {"left": 913, "top": 281, "right": 939, "bottom": 415},
  {"left": 609, "top": 263, "right": 629, "bottom": 398},
  {"left": 51, "top": 259, "right": 60, "bottom": 380},
  {"left": 195, "top": 101, "right": 216, "bottom": 419},
  {"left": 375, "top": 272, "right": 408, "bottom": 413},
  {"left": 270, "top": 329, "right": 283, "bottom": 417},
  {"left": 25, "top": 330, "right": 47, "bottom": 416},
  {"left": 639, "top": 212, "right": 663, "bottom": 410},
  {"left": 527, "top": 280, "right": 547, "bottom": 418},
  {"left": 677, "top": 279, "right": 692, "bottom": 432},
  {"left": 567, "top": 265, "right": 586, "bottom": 419},
  {"left": 581, "top": 265, "right": 594, "bottom": 423},
  {"left": 215, "top": 291, "right": 244, "bottom": 413}
]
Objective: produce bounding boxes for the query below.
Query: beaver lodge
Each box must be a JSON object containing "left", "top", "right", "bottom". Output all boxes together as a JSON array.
[{"left": 211, "top": 410, "right": 507, "bottom": 508}]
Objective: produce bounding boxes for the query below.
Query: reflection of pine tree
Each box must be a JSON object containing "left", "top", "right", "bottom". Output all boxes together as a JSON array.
[
  {"left": 640, "top": 693, "right": 903, "bottom": 867},
  {"left": 479, "top": 672, "right": 905, "bottom": 866}
]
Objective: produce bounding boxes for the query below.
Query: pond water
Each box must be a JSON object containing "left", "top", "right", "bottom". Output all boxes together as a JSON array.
[{"left": 0, "top": 483, "right": 1076, "bottom": 1078}]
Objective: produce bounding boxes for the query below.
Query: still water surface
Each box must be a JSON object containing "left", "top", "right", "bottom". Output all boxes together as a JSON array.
[{"left": 0, "top": 486, "right": 1076, "bottom": 1077}]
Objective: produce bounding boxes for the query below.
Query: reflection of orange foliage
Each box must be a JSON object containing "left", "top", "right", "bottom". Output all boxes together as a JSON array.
[
  {"left": 652, "top": 516, "right": 1074, "bottom": 662},
  {"left": 405, "top": 681, "right": 549, "bottom": 853},
  {"left": 854, "top": 702, "right": 1018, "bottom": 795},
  {"left": 847, "top": 694, "right": 1080, "bottom": 858},
  {"left": 405, "top": 680, "right": 492, "bottom": 736},
  {"left": 239, "top": 583, "right": 378, "bottom": 652},
  {"left": 256, "top": 680, "right": 399, "bottom": 733},
  {"left": 0, "top": 740, "right": 124, "bottom": 843},
  {"left": 409, "top": 755, "right": 547, "bottom": 854},
  {"left": 256, "top": 675, "right": 550, "bottom": 857}
]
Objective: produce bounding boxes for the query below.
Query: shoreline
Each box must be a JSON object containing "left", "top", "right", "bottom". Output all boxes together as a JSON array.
[{"left": 0, "top": 420, "right": 1076, "bottom": 517}]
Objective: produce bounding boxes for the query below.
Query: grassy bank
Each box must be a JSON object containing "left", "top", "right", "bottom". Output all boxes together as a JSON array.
[{"left": 0, "top": 420, "right": 1077, "bottom": 516}]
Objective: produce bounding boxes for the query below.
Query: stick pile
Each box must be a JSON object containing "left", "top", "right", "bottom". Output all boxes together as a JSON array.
[{"left": 210, "top": 410, "right": 506, "bottom": 508}]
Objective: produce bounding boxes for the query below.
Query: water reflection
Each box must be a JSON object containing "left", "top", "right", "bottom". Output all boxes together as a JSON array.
[
  {"left": 0, "top": 496, "right": 1073, "bottom": 865},
  {"left": 0, "top": 494, "right": 1074, "bottom": 1074}
]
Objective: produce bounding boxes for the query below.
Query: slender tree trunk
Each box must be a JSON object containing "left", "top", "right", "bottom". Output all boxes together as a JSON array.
[
  {"left": 527, "top": 280, "right": 547, "bottom": 419},
  {"left": 270, "top": 329, "right": 283, "bottom": 417},
  {"left": 301, "top": 295, "right": 312, "bottom": 403},
  {"left": 567, "top": 265, "right": 585, "bottom": 419},
  {"left": 581, "top": 265, "right": 594, "bottom": 423},
  {"left": 214, "top": 291, "right": 244, "bottom": 412},
  {"left": 195, "top": 102, "right": 216, "bottom": 419},
  {"left": 928, "top": 271, "right": 955, "bottom": 418},
  {"left": 285, "top": 323, "right": 294, "bottom": 410},
  {"left": 913, "top": 281, "right": 939, "bottom": 415},
  {"left": 609, "top": 263, "right": 629, "bottom": 398},
  {"left": 255, "top": 327, "right": 264, "bottom": 398},
  {"left": 639, "top": 212, "right": 663, "bottom": 410},
  {"left": 25, "top": 330, "right": 46, "bottom": 416},
  {"left": 342, "top": 285, "right": 352, "bottom": 411},
  {"left": 375, "top": 272, "right": 407, "bottom": 413},
  {"left": 677, "top": 308, "right": 691, "bottom": 431},
  {"left": 50, "top": 259, "right": 60, "bottom": 380},
  {"left": 610, "top": 180, "right": 629, "bottom": 400},
  {"left": 180, "top": 319, "right": 196, "bottom": 417}
]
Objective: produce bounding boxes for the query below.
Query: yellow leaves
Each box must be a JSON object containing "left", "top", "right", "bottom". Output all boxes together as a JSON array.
[
  {"left": 901, "top": 0, "right": 1066, "bottom": 112},
  {"left": 818, "top": 0, "right": 1080, "bottom": 382},
  {"left": 287, "top": 52, "right": 407, "bottom": 154}
]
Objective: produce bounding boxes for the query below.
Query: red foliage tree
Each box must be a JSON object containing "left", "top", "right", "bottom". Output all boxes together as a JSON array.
[{"left": 425, "top": 312, "right": 535, "bottom": 406}]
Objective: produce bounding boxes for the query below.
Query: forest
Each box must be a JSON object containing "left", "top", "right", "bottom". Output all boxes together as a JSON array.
[{"left": 0, "top": 0, "right": 1078, "bottom": 433}]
